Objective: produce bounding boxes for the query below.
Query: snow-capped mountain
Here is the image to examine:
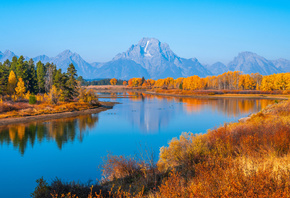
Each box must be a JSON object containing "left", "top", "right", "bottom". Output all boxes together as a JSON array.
[
  {"left": 112, "top": 38, "right": 210, "bottom": 79},
  {"left": 228, "top": 52, "right": 281, "bottom": 75},
  {"left": 1, "top": 39, "right": 290, "bottom": 79}
]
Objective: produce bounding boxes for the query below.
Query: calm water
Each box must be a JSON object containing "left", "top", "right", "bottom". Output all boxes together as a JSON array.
[{"left": 0, "top": 92, "right": 275, "bottom": 198}]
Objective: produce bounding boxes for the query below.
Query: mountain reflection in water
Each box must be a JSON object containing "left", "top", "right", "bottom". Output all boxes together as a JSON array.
[
  {"left": 0, "top": 92, "right": 275, "bottom": 154},
  {"left": 121, "top": 92, "right": 274, "bottom": 132}
]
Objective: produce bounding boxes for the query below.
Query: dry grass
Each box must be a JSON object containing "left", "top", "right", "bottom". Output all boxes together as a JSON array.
[
  {"left": 33, "top": 100, "right": 290, "bottom": 198},
  {"left": 0, "top": 101, "right": 100, "bottom": 119}
]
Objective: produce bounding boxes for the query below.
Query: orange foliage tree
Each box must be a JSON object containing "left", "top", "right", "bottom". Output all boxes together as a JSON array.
[{"left": 110, "top": 78, "right": 117, "bottom": 85}]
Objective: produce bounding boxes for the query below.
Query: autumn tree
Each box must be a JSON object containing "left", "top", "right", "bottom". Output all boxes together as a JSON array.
[
  {"left": 15, "top": 78, "right": 26, "bottom": 99},
  {"left": 46, "top": 85, "right": 61, "bottom": 104},
  {"left": 260, "top": 75, "right": 275, "bottom": 91},
  {"left": 274, "top": 73, "right": 290, "bottom": 90},
  {"left": 123, "top": 81, "right": 127, "bottom": 86},
  {"left": 110, "top": 78, "right": 117, "bottom": 85},
  {"left": 78, "top": 88, "right": 99, "bottom": 105},
  {"left": 8, "top": 70, "right": 17, "bottom": 96}
]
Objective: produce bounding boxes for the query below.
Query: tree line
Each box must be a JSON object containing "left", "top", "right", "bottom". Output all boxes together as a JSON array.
[
  {"left": 0, "top": 56, "right": 79, "bottom": 101},
  {"left": 127, "top": 71, "right": 290, "bottom": 91},
  {"left": 83, "top": 78, "right": 126, "bottom": 86}
]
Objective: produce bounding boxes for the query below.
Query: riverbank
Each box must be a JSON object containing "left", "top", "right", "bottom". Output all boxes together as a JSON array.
[
  {"left": 32, "top": 97, "right": 290, "bottom": 197},
  {"left": 0, "top": 101, "right": 116, "bottom": 126},
  {"left": 89, "top": 85, "right": 290, "bottom": 100}
]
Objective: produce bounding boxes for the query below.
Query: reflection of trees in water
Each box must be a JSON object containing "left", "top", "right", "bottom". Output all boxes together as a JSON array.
[
  {"left": 0, "top": 114, "right": 99, "bottom": 155},
  {"left": 127, "top": 92, "right": 274, "bottom": 117},
  {"left": 123, "top": 92, "right": 275, "bottom": 132},
  {"left": 180, "top": 98, "right": 274, "bottom": 117}
]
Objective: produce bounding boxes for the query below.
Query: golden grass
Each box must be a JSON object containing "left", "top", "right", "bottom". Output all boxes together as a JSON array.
[
  {"left": 34, "top": 99, "right": 290, "bottom": 198},
  {"left": 0, "top": 101, "right": 98, "bottom": 119}
]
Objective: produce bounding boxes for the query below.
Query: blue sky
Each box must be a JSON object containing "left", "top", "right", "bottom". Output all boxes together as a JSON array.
[{"left": 0, "top": 0, "right": 290, "bottom": 64}]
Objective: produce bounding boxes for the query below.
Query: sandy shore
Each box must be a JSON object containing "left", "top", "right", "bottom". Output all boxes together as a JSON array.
[{"left": 0, "top": 102, "right": 116, "bottom": 126}]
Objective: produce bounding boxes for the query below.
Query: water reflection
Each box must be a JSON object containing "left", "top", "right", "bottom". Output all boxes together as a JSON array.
[
  {"left": 114, "top": 92, "right": 275, "bottom": 132},
  {"left": 180, "top": 98, "right": 273, "bottom": 116},
  {"left": 0, "top": 114, "right": 99, "bottom": 155},
  {"left": 127, "top": 92, "right": 274, "bottom": 115},
  {"left": 0, "top": 93, "right": 275, "bottom": 154}
]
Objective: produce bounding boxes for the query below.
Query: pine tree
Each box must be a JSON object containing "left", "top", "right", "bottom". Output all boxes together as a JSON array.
[
  {"left": 0, "top": 62, "right": 9, "bottom": 95},
  {"left": 3, "top": 59, "right": 11, "bottom": 68},
  {"left": 8, "top": 70, "right": 17, "bottom": 96},
  {"left": 27, "top": 59, "right": 38, "bottom": 93},
  {"left": 16, "top": 56, "right": 28, "bottom": 81},
  {"left": 36, "top": 61, "right": 46, "bottom": 93},
  {"left": 10, "top": 56, "right": 17, "bottom": 73},
  {"left": 65, "top": 63, "right": 78, "bottom": 100}
]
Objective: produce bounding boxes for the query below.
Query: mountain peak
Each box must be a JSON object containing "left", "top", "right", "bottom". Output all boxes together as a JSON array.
[
  {"left": 58, "top": 49, "right": 74, "bottom": 57},
  {"left": 237, "top": 51, "right": 259, "bottom": 58},
  {"left": 229, "top": 51, "right": 279, "bottom": 75},
  {"left": 4, "top": 50, "right": 15, "bottom": 56},
  {"left": 138, "top": 37, "right": 160, "bottom": 45}
]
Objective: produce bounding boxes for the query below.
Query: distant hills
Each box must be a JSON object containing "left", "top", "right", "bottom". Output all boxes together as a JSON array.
[{"left": 1, "top": 38, "right": 289, "bottom": 79}]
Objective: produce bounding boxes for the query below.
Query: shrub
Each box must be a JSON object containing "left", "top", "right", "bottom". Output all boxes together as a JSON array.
[
  {"left": 78, "top": 88, "right": 99, "bottom": 106},
  {"left": 29, "top": 95, "right": 37, "bottom": 104}
]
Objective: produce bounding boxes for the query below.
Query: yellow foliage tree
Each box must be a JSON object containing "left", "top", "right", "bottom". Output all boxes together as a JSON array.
[
  {"left": 260, "top": 75, "right": 275, "bottom": 91},
  {"left": 47, "top": 85, "right": 61, "bottom": 104},
  {"left": 15, "top": 78, "right": 26, "bottom": 99},
  {"left": 110, "top": 78, "right": 117, "bottom": 85},
  {"left": 78, "top": 88, "right": 99, "bottom": 105},
  {"left": 8, "top": 70, "right": 17, "bottom": 96}
]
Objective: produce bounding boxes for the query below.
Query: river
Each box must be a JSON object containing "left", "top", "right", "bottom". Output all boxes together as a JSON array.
[{"left": 0, "top": 92, "right": 275, "bottom": 198}]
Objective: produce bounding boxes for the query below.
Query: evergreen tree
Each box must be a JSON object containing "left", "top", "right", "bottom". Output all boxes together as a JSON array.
[
  {"left": 16, "top": 56, "right": 28, "bottom": 81},
  {"left": 53, "top": 69, "right": 63, "bottom": 89},
  {"left": 10, "top": 56, "right": 17, "bottom": 73},
  {"left": 77, "top": 76, "right": 85, "bottom": 86},
  {"left": 3, "top": 59, "right": 11, "bottom": 68},
  {"left": 36, "top": 61, "right": 46, "bottom": 93},
  {"left": 0, "top": 62, "right": 9, "bottom": 95},
  {"left": 65, "top": 63, "right": 78, "bottom": 100},
  {"left": 27, "top": 59, "right": 38, "bottom": 93}
]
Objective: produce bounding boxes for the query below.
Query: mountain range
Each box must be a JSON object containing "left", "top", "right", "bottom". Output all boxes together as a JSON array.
[{"left": 1, "top": 38, "right": 289, "bottom": 79}]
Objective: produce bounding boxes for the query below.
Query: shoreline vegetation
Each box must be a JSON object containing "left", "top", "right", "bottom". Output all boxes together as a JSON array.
[
  {"left": 0, "top": 55, "right": 118, "bottom": 126},
  {"left": 0, "top": 101, "right": 115, "bottom": 126},
  {"left": 87, "top": 71, "right": 290, "bottom": 100},
  {"left": 32, "top": 97, "right": 290, "bottom": 197}
]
